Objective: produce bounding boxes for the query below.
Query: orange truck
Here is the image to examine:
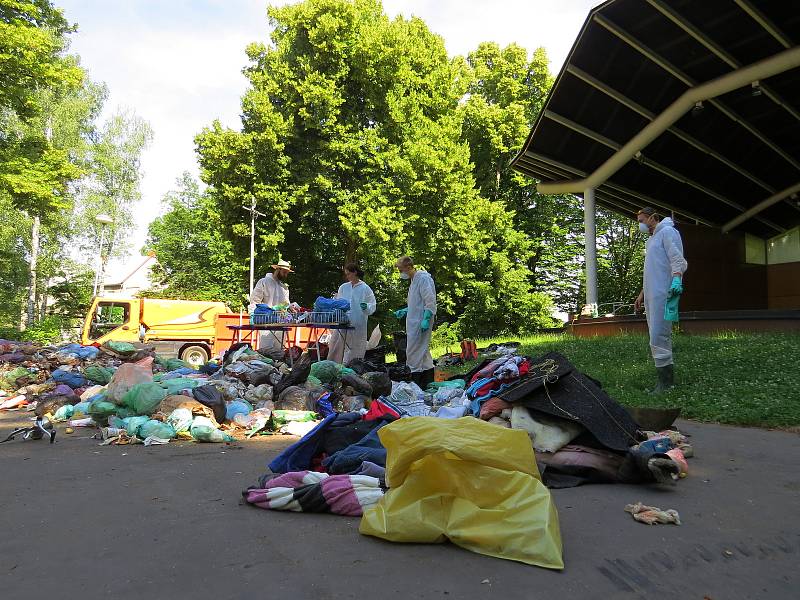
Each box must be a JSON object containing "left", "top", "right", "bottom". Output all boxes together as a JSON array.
[{"left": 81, "top": 296, "right": 321, "bottom": 366}]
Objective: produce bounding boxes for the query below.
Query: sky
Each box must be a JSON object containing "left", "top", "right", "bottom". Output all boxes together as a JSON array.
[{"left": 58, "top": 0, "right": 600, "bottom": 275}]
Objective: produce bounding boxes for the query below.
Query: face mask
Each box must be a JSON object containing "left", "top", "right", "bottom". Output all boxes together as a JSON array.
[
  {"left": 399, "top": 272, "right": 410, "bottom": 280},
  {"left": 639, "top": 222, "right": 650, "bottom": 234}
]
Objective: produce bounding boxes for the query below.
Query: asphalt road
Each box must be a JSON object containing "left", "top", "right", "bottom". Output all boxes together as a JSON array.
[{"left": 0, "top": 413, "right": 797, "bottom": 600}]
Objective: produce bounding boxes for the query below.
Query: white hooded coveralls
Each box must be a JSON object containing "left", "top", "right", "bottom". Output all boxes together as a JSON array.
[
  {"left": 249, "top": 273, "right": 290, "bottom": 354},
  {"left": 405, "top": 270, "right": 437, "bottom": 373},
  {"left": 643, "top": 218, "right": 688, "bottom": 367},
  {"left": 327, "top": 280, "right": 377, "bottom": 364}
]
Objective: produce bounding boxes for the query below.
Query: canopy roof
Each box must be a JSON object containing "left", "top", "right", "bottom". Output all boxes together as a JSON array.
[{"left": 510, "top": 0, "right": 800, "bottom": 237}]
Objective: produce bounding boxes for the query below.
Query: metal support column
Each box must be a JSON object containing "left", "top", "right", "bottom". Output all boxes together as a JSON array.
[{"left": 584, "top": 187, "right": 598, "bottom": 312}]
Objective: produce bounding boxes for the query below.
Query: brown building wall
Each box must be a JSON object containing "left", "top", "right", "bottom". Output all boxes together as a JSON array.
[
  {"left": 677, "top": 223, "right": 768, "bottom": 311},
  {"left": 768, "top": 262, "right": 800, "bottom": 309}
]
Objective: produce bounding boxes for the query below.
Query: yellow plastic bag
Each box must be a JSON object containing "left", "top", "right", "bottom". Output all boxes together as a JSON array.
[{"left": 359, "top": 417, "right": 563, "bottom": 569}]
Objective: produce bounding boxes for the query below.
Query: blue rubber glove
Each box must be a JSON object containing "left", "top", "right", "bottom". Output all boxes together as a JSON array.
[
  {"left": 669, "top": 276, "right": 683, "bottom": 296},
  {"left": 360, "top": 302, "right": 368, "bottom": 311},
  {"left": 420, "top": 309, "right": 433, "bottom": 331},
  {"left": 394, "top": 307, "right": 408, "bottom": 319}
]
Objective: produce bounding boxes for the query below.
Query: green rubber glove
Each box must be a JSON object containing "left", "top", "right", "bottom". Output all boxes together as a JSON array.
[
  {"left": 394, "top": 307, "right": 408, "bottom": 319},
  {"left": 669, "top": 276, "right": 683, "bottom": 297},
  {"left": 420, "top": 309, "right": 433, "bottom": 331},
  {"left": 360, "top": 302, "right": 368, "bottom": 311},
  {"left": 664, "top": 294, "right": 680, "bottom": 322}
]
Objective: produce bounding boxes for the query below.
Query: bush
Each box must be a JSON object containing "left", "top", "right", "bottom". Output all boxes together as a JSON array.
[{"left": 19, "top": 316, "right": 76, "bottom": 345}]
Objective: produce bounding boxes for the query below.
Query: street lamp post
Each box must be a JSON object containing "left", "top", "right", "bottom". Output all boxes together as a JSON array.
[
  {"left": 243, "top": 196, "right": 264, "bottom": 298},
  {"left": 93, "top": 213, "right": 114, "bottom": 297}
]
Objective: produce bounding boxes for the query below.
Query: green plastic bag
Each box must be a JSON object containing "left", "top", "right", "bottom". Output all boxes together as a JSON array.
[
  {"left": 122, "top": 415, "right": 150, "bottom": 436},
  {"left": 309, "top": 360, "right": 341, "bottom": 384},
  {"left": 115, "top": 407, "right": 136, "bottom": 419},
  {"left": 159, "top": 378, "right": 199, "bottom": 395},
  {"left": 122, "top": 383, "right": 166, "bottom": 415},
  {"left": 106, "top": 341, "right": 137, "bottom": 355},
  {"left": 190, "top": 416, "right": 232, "bottom": 442},
  {"left": 156, "top": 357, "right": 194, "bottom": 371},
  {"left": 84, "top": 365, "right": 114, "bottom": 384},
  {"left": 3, "top": 367, "right": 31, "bottom": 385},
  {"left": 89, "top": 399, "right": 118, "bottom": 424},
  {"left": 272, "top": 409, "right": 318, "bottom": 424},
  {"left": 138, "top": 419, "right": 176, "bottom": 440},
  {"left": 306, "top": 374, "right": 322, "bottom": 386}
]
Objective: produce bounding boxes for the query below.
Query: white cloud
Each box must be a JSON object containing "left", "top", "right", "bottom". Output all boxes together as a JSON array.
[{"left": 60, "top": 0, "right": 598, "bottom": 272}]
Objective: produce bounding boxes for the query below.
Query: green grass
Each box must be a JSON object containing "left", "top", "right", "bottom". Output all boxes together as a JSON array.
[{"left": 426, "top": 332, "right": 800, "bottom": 428}]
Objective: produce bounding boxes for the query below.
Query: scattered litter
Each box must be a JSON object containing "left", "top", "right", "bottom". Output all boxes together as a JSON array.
[{"left": 624, "top": 502, "right": 681, "bottom": 525}]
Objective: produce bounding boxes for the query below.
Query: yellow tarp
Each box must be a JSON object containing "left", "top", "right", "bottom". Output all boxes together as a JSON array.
[{"left": 359, "top": 417, "right": 564, "bottom": 569}]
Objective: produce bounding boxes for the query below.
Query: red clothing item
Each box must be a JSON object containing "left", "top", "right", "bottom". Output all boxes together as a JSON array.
[
  {"left": 479, "top": 397, "right": 513, "bottom": 420},
  {"left": 363, "top": 399, "right": 401, "bottom": 421}
]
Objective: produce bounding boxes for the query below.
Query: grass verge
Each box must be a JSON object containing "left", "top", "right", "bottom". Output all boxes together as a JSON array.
[{"left": 424, "top": 332, "right": 800, "bottom": 428}]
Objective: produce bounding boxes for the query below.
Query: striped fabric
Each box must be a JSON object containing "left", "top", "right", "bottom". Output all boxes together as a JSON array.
[{"left": 243, "top": 471, "right": 383, "bottom": 516}]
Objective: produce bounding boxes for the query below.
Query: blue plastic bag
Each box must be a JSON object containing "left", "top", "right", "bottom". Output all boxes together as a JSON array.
[{"left": 313, "top": 297, "right": 350, "bottom": 312}]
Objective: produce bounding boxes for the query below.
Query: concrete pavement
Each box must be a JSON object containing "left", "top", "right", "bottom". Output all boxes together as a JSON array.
[{"left": 0, "top": 413, "right": 797, "bottom": 599}]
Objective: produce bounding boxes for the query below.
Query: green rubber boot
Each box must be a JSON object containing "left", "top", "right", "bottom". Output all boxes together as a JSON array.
[{"left": 651, "top": 365, "right": 674, "bottom": 394}]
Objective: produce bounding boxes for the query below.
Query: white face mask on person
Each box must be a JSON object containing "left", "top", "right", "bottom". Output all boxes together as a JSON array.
[
  {"left": 639, "top": 222, "right": 650, "bottom": 234},
  {"left": 399, "top": 272, "right": 410, "bottom": 280}
]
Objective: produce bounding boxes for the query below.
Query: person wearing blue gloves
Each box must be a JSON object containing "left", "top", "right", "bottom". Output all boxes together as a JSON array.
[
  {"left": 394, "top": 256, "right": 437, "bottom": 388},
  {"left": 633, "top": 208, "right": 688, "bottom": 393}
]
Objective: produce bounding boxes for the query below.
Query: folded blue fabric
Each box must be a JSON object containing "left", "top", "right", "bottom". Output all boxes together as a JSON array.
[
  {"left": 51, "top": 368, "right": 87, "bottom": 389},
  {"left": 254, "top": 304, "right": 275, "bottom": 314},
  {"left": 313, "top": 296, "right": 350, "bottom": 312},
  {"left": 268, "top": 412, "right": 361, "bottom": 474},
  {"left": 322, "top": 425, "right": 388, "bottom": 474}
]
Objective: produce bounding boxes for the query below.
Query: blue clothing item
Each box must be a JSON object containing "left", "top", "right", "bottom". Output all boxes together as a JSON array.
[
  {"left": 162, "top": 367, "right": 196, "bottom": 379},
  {"left": 316, "top": 393, "right": 335, "bottom": 418},
  {"left": 268, "top": 412, "right": 362, "bottom": 474},
  {"left": 51, "top": 368, "right": 87, "bottom": 389},
  {"left": 322, "top": 425, "right": 388, "bottom": 474},
  {"left": 467, "top": 377, "right": 516, "bottom": 416},
  {"left": 254, "top": 303, "right": 276, "bottom": 314},
  {"left": 313, "top": 296, "right": 350, "bottom": 312},
  {"left": 58, "top": 344, "right": 100, "bottom": 360}
]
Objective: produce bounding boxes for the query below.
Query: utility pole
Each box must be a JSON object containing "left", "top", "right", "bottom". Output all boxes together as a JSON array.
[
  {"left": 93, "top": 214, "right": 114, "bottom": 296},
  {"left": 243, "top": 195, "right": 265, "bottom": 297}
]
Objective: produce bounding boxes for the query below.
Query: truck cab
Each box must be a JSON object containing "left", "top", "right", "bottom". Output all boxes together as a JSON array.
[{"left": 81, "top": 297, "right": 232, "bottom": 366}]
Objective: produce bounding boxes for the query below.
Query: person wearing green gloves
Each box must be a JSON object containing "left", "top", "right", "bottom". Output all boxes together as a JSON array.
[
  {"left": 328, "top": 263, "right": 377, "bottom": 364},
  {"left": 394, "top": 256, "right": 437, "bottom": 388},
  {"left": 633, "top": 208, "right": 688, "bottom": 392}
]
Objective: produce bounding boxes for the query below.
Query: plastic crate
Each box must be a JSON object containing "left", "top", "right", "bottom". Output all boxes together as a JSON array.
[
  {"left": 250, "top": 310, "right": 292, "bottom": 325},
  {"left": 305, "top": 309, "right": 349, "bottom": 324}
]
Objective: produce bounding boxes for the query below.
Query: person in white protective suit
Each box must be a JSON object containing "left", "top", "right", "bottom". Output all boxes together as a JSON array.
[
  {"left": 393, "top": 256, "right": 437, "bottom": 389},
  {"left": 633, "top": 208, "right": 688, "bottom": 393},
  {"left": 327, "top": 263, "right": 377, "bottom": 364},
  {"left": 249, "top": 259, "right": 294, "bottom": 357}
]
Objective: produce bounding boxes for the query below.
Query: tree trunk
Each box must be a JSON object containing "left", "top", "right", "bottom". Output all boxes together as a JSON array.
[
  {"left": 26, "top": 215, "right": 40, "bottom": 328},
  {"left": 39, "top": 277, "right": 49, "bottom": 321}
]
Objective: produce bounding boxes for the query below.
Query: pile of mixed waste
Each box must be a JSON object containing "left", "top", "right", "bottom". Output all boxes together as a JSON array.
[{"left": 2, "top": 337, "right": 694, "bottom": 569}]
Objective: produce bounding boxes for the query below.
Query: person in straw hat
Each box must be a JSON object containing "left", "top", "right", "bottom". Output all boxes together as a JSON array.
[{"left": 249, "top": 259, "right": 294, "bottom": 356}]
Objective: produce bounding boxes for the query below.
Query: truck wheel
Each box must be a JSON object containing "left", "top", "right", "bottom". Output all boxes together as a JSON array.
[{"left": 180, "top": 344, "right": 209, "bottom": 367}]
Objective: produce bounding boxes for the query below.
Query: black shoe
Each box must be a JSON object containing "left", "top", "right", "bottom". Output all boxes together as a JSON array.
[{"left": 650, "top": 365, "right": 674, "bottom": 394}]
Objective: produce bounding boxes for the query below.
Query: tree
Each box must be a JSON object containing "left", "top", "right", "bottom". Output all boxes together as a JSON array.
[
  {"left": 596, "top": 208, "right": 646, "bottom": 312},
  {"left": 194, "top": 0, "right": 553, "bottom": 337},
  {"left": 74, "top": 110, "right": 153, "bottom": 290},
  {"left": 460, "top": 42, "right": 586, "bottom": 313},
  {"left": 0, "top": 0, "right": 82, "bottom": 119},
  {"left": 145, "top": 173, "right": 248, "bottom": 309}
]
